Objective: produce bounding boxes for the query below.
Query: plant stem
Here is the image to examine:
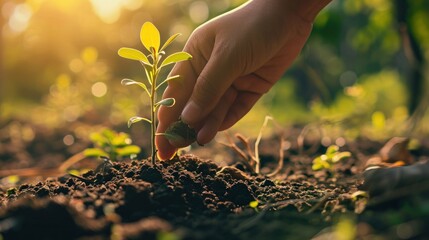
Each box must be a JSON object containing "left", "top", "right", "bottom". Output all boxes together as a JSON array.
[{"left": 150, "top": 53, "right": 158, "bottom": 165}]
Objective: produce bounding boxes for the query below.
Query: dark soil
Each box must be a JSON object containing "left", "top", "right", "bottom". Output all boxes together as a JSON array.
[
  {"left": 0, "top": 154, "right": 360, "bottom": 240},
  {"left": 1, "top": 121, "right": 429, "bottom": 240}
]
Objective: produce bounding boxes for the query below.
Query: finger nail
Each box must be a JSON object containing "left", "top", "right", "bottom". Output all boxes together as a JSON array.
[{"left": 181, "top": 101, "right": 202, "bottom": 124}]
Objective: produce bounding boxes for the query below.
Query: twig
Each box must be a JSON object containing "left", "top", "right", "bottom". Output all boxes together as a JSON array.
[
  {"left": 254, "top": 116, "right": 273, "bottom": 174},
  {"left": 297, "top": 124, "right": 322, "bottom": 156},
  {"left": 58, "top": 151, "right": 86, "bottom": 172},
  {"left": 267, "top": 136, "right": 286, "bottom": 177},
  {"left": 305, "top": 192, "right": 333, "bottom": 214}
]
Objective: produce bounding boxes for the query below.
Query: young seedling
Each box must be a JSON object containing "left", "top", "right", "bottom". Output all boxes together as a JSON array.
[
  {"left": 84, "top": 129, "right": 141, "bottom": 161},
  {"left": 118, "top": 22, "right": 192, "bottom": 164},
  {"left": 312, "top": 145, "right": 351, "bottom": 173}
]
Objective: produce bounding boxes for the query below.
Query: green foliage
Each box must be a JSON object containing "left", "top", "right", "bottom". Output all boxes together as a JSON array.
[
  {"left": 118, "top": 22, "right": 192, "bottom": 164},
  {"left": 312, "top": 145, "right": 351, "bottom": 172},
  {"left": 83, "top": 129, "right": 141, "bottom": 161},
  {"left": 249, "top": 200, "right": 259, "bottom": 209}
]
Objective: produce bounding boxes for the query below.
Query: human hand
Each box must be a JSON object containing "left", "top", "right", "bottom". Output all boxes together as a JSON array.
[{"left": 156, "top": 0, "right": 331, "bottom": 160}]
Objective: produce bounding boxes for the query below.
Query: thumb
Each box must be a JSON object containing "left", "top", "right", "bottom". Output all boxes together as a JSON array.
[{"left": 181, "top": 50, "right": 240, "bottom": 126}]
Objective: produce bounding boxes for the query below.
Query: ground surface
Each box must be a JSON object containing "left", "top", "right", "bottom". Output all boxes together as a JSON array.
[{"left": 1, "top": 121, "right": 429, "bottom": 240}]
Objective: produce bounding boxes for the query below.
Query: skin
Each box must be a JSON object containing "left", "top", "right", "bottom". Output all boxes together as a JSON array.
[{"left": 157, "top": 0, "right": 332, "bottom": 160}]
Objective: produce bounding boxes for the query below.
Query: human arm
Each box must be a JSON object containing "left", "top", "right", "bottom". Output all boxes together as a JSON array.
[{"left": 156, "top": 0, "right": 332, "bottom": 160}]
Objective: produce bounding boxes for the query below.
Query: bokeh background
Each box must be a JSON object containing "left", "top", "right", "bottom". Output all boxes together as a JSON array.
[{"left": 0, "top": 0, "right": 429, "bottom": 161}]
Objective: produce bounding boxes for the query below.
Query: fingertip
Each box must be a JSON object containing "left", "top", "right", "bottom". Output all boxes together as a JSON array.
[
  {"left": 181, "top": 101, "right": 202, "bottom": 126},
  {"left": 157, "top": 148, "right": 177, "bottom": 160},
  {"left": 156, "top": 140, "right": 177, "bottom": 160},
  {"left": 196, "top": 125, "right": 218, "bottom": 145}
]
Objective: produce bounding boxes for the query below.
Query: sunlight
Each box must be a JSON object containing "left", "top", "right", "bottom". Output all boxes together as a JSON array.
[
  {"left": 189, "top": 1, "right": 209, "bottom": 24},
  {"left": 90, "top": 0, "right": 144, "bottom": 24},
  {"left": 7, "top": 3, "right": 32, "bottom": 33},
  {"left": 91, "top": 82, "right": 108, "bottom": 98}
]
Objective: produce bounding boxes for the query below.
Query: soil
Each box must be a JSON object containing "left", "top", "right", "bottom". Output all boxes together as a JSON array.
[{"left": 1, "top": 121, "right": 429, "bottom": 240}]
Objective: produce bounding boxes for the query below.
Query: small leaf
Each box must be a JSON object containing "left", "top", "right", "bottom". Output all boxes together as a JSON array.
[
  {"left": 160, "top": 33, "right": 181, "bottom": 52},
  {"left": 156, "top": 75, "right": 181, "bottom": 90},
  {"left": 116, "top": 145, "right": 141, "bottom": 156},
  {"left": 84, "top": 148, "right": 108, "bottom": 158},
  {"left": 326, "top": 145, "right": 339, "bottom": 156},
  {"left": 140, "top": 22, "right": 160, "bottom": 53},
  {"left": 101, "top": 129, "right": 116, "bottom": 141},
  {"left": 155, "top": 98, "right": 175, "bottom": 108},
  {"left": 89, "top": 132, "right": 106, "bottom": 146},
  {"left": 249, "top": 200, "right": 259, "bottom": 208},
  {"left": 143, "top": 64, "right": 154, "bottom": 86},
  {"left": 111, "top": 132, "right": 131, "bottom": 147},
  {"left": 121, "top": 79, "right": 150, "bottom": 96},
  {"left": 161, "top": 120, "right": 197, "bottom": 148},
  {"left": 332, "top": 151, "right": 351, "bottom": 163},
  {"left": 312, "top": 157, "right": 330, "bottom": 170},
  {"left": 160, "top": 52, "right": 192, "bottom": 68},
  {"left": 128, "top": 116, "right": 151, "bottom": 128},
  {"left": 351, "top": 190, "right": 368, "bottom": 201},
  {"left": 118, "top": 47, "right": 149, "bottom": 64}
]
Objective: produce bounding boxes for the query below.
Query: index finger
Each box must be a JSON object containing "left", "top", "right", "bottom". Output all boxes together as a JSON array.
[{"left": 156, "top": 58, "right": 199, "bottom": 160}]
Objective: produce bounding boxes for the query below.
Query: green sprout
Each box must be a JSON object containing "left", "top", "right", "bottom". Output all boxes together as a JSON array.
[
  {"left": 312, "top": 145, "right": 351, "bottom": 172},
  {"left": 84, "top": 129, "right": 141, "bottom": 161},
  {"left": 118, "top": 22, "right": 192, "bottom": 164}
]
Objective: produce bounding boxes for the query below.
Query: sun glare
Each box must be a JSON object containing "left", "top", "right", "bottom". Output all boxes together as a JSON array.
[
  {"left": 6, "top": 3, "right": 33, "bottom": 33},
  {"left": 90, "top": 0, "right": 144, "bottom": 24}
]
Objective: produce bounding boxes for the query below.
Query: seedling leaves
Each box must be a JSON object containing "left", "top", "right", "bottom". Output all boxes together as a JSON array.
[
  {"left": 141, "top": 22, "right": 160, "bottom": 53},
  {"left": 121, "top": 79, "right": 150, "bottom": 96},
  {"left": 332, "top": 151, "right": 351, "bottom": 163},
  {"left": 156, "top": 75, "right": 181, "bottom": 90},
  {"left": 161, "top": 52, "right": 192, "bottom": 68},
  {"left": 155, "top": 98, "right": 175, "bottom": 108},
  {"left": 118, "top": 47, "right": 149, "bottom": 64},
  {"left": 116, "top": 145, "right": 141, "bottom": 156},
  {"left": 84, "top": 148, "right": 108, "bottom": 158},
  {"left": 160, "top": 33, "right": 181, "bottom": 52},
  {"left": 128, "top": 116, "right": 151, "bottom": 128}
]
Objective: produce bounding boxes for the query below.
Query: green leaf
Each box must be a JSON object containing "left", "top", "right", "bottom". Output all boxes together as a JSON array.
[
  {"left": 312, "top": 156, "right": 331, "bottom": 170},
  {"left": 249, "top": 200, "right": 259, "bottom": 208},
  {"left": 156, "top": 75, "right": 181, "bottom": 90},
  {"left": 160, "top": 33, "right": 181, "bottom": 52},
  {"left": 326, "top": 145, "right": 339, "bottom": 156},
  {"left": 160, "top": 52, "right": 192, "bottom": 68},
  {"left": 89, "top": 132, "right": 106, "bottom": 146},
  {"left": 111, "top": 132, "right": 131, "bottom": 147},
  {"left": 143, "top": 64, "right": 154, "bottom": 86},
  {"left": 140, "top": 22, "right": 160, "bottom": 53},
  {"left": 116, "top": 145, "right": 141, "bottom": 156},
  {"left": 84, "top": 148, "right": 108, "bottom": 158},
  {"left": 155, "top": 98, "right": 175, "bottom": 108},
  {"left": 101, "top": 129, "right": 116, "bottom": 141},
  {"left": 332, "top": 151, "right": 351, "bottom": 163},
  {"left": 128, "top": 116, "right": 151, "bottom": 128},
  {"left": 121, "top": 79, "right": 150, "bottom": 96},
  {"left": 118, "top": 47, "right": 149, "bottom": 64}
]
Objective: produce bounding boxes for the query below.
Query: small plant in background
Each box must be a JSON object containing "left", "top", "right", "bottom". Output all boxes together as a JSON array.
[
  {"left": 84, "top": 129, "right": 141, "bottom": 161},
  {"left": 312, "top": 145, "right": 351, "bottom": 172},
  {"left": 118, "top": 22, "right": 192, "bottom": 164}
]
